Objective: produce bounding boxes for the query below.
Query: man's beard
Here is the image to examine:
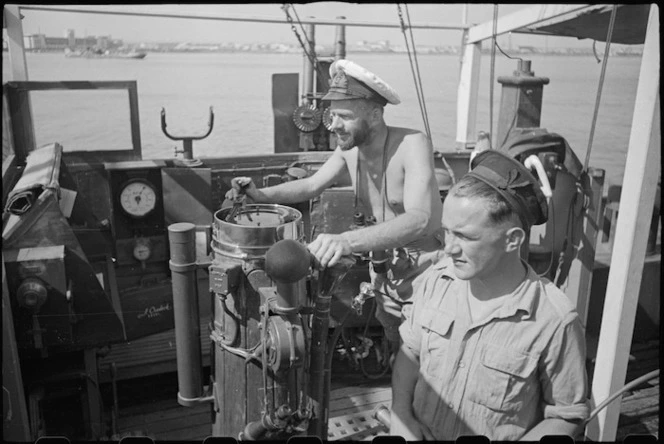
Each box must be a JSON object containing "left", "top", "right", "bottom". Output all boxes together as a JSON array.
[{"left": 336, "top": 120, "right": 372, "bottom": 150}]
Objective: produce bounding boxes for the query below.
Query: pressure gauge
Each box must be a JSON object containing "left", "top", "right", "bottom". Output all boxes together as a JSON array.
[{"left": 119, "top": 180, "right": 157, "bottom": 218}]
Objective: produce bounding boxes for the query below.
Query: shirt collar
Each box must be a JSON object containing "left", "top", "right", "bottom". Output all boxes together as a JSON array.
[
  {"left": 496, "top": 261, "right": 539, "bottom": 320},
  {"left": 434, "top": 256, "right": 539, "bottom": 320}
]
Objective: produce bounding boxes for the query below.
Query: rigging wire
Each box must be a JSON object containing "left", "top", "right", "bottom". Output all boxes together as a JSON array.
[
  {"left": 396, "top": 4, "right": 430, "bottom": 140},
  {"left": 396, "top": 3, "right": 456, "bottom": 184},
  {"left": 488, "top": 4, "right": 499, "bottom": 145},
  {"left": 584, "top": 5, "right": 618, "bottom": 171},
  {"left": 404, "top": 4, "right": 432, "bottom": 139}
]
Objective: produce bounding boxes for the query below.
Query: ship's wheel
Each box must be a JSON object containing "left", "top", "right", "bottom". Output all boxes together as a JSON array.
[{"left": 292, "top": 104, "right": 322, "bottom": 132}]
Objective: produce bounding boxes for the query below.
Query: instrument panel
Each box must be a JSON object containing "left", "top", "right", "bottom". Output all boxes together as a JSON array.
[{"left": 106, "top": 161, "right": 167, "bottom": 268}]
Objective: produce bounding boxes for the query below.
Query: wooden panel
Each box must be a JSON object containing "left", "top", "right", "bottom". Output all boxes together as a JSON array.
[
  {"left": 272, "top": 73, "right": 300, "bottom": 154},
  {"left": 161, "top": 168, "right": 213, "bottom": 226},
  {"left": 98, "top": 319, "right": 212, "bottom": 383},
  {"left": 2, "top": 260, "right": 33, "bottom": 441}
]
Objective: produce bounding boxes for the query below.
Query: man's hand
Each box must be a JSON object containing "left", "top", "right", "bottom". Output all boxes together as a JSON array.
[
  {"left": 307, "top": 233, "right": 352, "bottom": 267},
  {"left": 389, "top": 408, "right": 435, "bottom": 441},
  {"left": 225, "top": 176, "right": 257, "bottom": 201}
]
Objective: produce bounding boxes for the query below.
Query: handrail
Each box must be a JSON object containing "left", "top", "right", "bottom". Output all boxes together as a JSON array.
[
  {"left": 466, "top": 4, "right": 600, "bottom": 44},
  {"left": 15, "top": 5, "right": 468, "bottom": 31}
]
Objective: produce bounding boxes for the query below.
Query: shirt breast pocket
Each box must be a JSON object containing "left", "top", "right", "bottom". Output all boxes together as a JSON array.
[
  {"left": 468, "top": 343, "right": 538, "bottom": 412},
  {"left": 419, "top": 309, "right": 454, "bottom": 376}
]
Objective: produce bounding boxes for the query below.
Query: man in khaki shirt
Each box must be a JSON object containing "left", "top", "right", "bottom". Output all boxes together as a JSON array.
[{"left": 391, "top": 150, "right": 590, "bottom": 440}]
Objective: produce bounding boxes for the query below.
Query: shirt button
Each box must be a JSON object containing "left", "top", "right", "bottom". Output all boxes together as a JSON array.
[
  {"left": 459, "top": 362, "right": 465, "bottom": 368},
  {"left": 449, "top": 403, "right": 454, "bottom": 409}
]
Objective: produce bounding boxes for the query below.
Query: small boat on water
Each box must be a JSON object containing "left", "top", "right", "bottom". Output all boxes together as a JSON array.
[
  {"left": 65, "top": 47, "right": 147, "bottom": 59},
  {"left": 2, "top": 3, "right": 659, "bottom": 443}
]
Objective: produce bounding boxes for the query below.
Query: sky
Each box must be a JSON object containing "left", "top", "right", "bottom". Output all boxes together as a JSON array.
[{"left": 14, "top": 3, "right": 595, "bottom": 49}]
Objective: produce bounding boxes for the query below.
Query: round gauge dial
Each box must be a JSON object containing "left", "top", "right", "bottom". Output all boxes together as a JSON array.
[{"left": 119, "top": 180, "right": 157, "bottom": 218}]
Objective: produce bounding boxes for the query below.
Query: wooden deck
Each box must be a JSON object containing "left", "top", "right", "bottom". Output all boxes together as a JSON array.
[{"left": 103, "top": 338, "right": 658, "bottom": 442}]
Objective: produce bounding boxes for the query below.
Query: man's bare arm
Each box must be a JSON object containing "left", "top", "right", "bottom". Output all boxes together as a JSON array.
[{"left": 236, "top": 149, "right": 347, "bottom": 204}]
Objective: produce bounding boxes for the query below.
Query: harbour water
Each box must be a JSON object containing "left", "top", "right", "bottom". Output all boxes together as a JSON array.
[{"left": 2, "top": 51, "right": 642, "bottom": 188}]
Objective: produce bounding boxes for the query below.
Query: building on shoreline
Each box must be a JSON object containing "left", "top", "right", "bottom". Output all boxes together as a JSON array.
[
  {"left": 19, "top": 30, "right": 126, "bottom": 52},
  {"left": 4, "top": 32, "right": 643, "bottom": 57}
]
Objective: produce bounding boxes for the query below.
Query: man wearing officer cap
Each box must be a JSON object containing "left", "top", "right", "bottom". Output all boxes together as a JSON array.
[
  {"left": 391, "top": 150, "right": 590, "bottom": 441},
  {"left": 228, "top": 60, "right": 444, "bottom": 357}
]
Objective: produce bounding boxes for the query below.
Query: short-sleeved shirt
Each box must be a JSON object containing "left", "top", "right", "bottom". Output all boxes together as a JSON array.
[{"left": 399, "top": 256, "right": 590, "bottom": 440}]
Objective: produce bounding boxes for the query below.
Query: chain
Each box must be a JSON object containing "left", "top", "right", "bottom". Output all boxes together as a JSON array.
[
  {"left": 397, "top": 4, "right": 405, "bottom": 30},
  {"left": 281, "top": 4, "right": 327, "bottom": 88}
]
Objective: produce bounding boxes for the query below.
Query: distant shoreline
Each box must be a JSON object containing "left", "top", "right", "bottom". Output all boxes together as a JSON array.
[{"left": 6, "top": 48, "right": 643, "bottom": 57}]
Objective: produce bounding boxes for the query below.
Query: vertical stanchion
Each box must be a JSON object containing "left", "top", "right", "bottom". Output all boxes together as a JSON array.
[{"left": 168, "top": 222, "right": 204, "bottom": 405}]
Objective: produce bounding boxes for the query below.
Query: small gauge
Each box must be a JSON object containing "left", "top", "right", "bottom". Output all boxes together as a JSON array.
[
  {"left": 133, "top": 238, "right": 152, "bottom": 261},
  {"left": 119, "top": 180, "right": 157, "bottom": 218}
]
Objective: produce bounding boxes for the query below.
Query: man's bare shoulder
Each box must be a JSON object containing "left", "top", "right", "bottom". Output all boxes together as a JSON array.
[
  {"left": 337, "top": 145, "right": 357, "bottom": 161},
  {"left": 389, "top": 127, "right": 431, "bottom": 151}
]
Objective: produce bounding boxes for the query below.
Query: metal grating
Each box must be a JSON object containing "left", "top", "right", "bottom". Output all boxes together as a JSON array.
[{"left": 327, "top": 410, "right": 389, "bottom": 441}]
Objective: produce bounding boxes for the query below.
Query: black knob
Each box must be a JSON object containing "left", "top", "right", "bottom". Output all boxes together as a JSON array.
[{"left": 265, "top": 240, "right": 310, "bottom": 283}]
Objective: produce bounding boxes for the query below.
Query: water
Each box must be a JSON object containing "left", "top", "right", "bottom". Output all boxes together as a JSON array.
[{"left": 2, "top": 51, "right": 643, "bottom": 187}]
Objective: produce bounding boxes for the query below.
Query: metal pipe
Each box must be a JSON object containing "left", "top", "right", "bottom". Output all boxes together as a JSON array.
[
  {"left": 334, "top": 16, "right": 346, "bottom": 60},
  {"left": 303, "top": 22, "right": 316, "bottom": 103},
  {"left": 307, "top": 291, "right": 332, "bottom": 437},
  {"left": 307, "top": 257, "right": 354, "bottom": 437},
  {"left": 373, "top": 404, "right": 391, "bottom": 429},
  {"left": 168, "top": 222, "right": 204, "bottom": 406}
]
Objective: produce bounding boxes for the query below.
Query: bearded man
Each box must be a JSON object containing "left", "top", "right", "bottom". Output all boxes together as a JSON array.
[{"left": 226, "top": 60, "right": 444, "bottom": 354}]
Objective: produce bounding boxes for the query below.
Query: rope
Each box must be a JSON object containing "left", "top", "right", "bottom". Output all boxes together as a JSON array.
[
  {"left": 495, "top": 39, "right": 523, "bottom": 62},
  {"left": 489, "top": 4, "right": 499, "bottom": 144},
  {"left": 578, "top": 369, "right": 660, "bottom": 436},
  {"left": 584, "top": 5, "right": 618, "bottom": 171}
]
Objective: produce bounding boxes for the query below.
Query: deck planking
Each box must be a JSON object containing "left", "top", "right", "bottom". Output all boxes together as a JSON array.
[{"left": 110, "top": 339, "right": 658, "bottom": 441}]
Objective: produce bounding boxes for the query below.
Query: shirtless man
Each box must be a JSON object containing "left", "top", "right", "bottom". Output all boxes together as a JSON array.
[{"left": 227, "top": 60, "right": 444, "bottom": 350}]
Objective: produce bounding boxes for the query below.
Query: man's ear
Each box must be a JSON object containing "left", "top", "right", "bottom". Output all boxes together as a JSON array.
[
  {"left": 505, "top": 227, "right": 526, "bottom": 252},
  {"left": 371, "top": 105, "right": 383, "bottom": 122}
]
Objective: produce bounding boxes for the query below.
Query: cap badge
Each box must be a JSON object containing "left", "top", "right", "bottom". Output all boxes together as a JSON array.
[
  {"left": 330, "top": 70, "right": 348, "bottom": 89},
  {"left": 498, "top": 168, "right": 529, "bottom": 191}
]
